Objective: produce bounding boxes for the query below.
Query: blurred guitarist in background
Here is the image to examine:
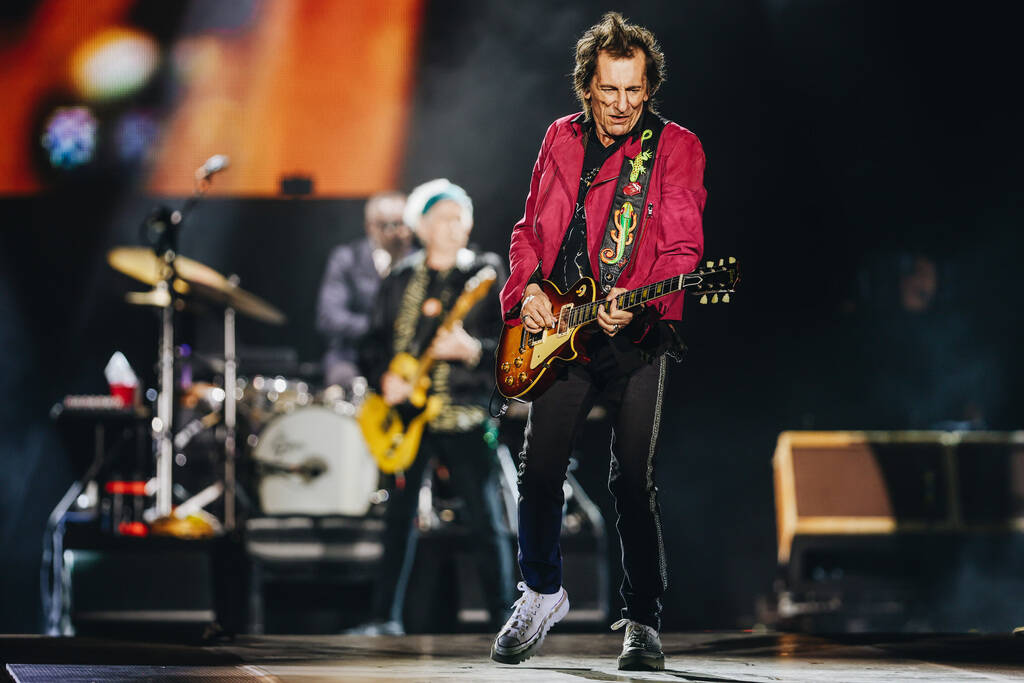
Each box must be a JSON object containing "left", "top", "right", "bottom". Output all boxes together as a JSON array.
[
  {"left": 354, "top": 179, "right": 514, "bottom": 635},
  {"left": 491, "top": 13, "right": 706, "bottom": 671},
  {"left": 316, "top": 191, "right": 414, "bottom": 390}
]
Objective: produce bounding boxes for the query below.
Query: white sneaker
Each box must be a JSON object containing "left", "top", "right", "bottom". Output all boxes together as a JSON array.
[
  {"left": 490, "top": 582, "right": 569, "bottom": 664},
  {"left": 611, "top": 618, "right": 664, "bottom": 671}
]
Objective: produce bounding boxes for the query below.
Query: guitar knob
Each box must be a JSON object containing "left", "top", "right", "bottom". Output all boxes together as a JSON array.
[
  {"left": 501, "top": 362, "right": 511, "bottom": 372},
  {"left": 518, "top": 372, "right": 527, "bottom": 382},
  {"left": 514, "top": 357, "right": 523, "bottom": 367},
  {"left": 504, "top": 376, "right": 514, "bottom": 386}
]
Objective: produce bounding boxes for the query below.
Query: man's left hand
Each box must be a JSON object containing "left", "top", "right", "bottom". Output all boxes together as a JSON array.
[
  {"left": 597, "top": 287, "right": 634, "bottom": 337},
  {"left": 430, "top": 322, "right": 483, "bottom": 363}
]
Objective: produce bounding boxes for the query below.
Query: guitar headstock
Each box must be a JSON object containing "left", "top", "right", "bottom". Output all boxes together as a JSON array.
[
  {"left": 465, "top": 265, "right": 497, "bottom": 295},
  {"left": 448, "top": 266, "right": 497, "bottom": 319},
  {"left": 690, "top": 257, "right": 740, "bottom": 304}
]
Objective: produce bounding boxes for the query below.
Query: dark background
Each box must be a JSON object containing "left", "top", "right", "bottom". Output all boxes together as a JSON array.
[{"left": 1, "top": 0, "right": 1022, "bottom": 632}]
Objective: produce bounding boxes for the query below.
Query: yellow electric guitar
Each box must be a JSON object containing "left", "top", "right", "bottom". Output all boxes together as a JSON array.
[{"left": 358, "top": 266, "right": 497, "bottom": 474}]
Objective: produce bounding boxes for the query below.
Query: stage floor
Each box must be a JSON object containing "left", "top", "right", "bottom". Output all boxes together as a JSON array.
[{"left": 4, "top": 631, "right": 1024, "bottom": 682}]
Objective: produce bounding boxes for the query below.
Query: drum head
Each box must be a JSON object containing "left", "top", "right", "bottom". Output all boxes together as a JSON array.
[{"left": 253, "top": 406, "right": 378, "bottom": 516}]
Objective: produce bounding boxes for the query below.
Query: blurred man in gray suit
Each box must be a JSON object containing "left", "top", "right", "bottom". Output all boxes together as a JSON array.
[{"left": 316, "top": 191, "right": 414, "bottom": 389}]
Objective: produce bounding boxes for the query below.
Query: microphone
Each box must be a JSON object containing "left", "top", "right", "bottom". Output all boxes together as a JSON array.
[{"left": 195, "top": 154, "right": 230, "bottom": 181}]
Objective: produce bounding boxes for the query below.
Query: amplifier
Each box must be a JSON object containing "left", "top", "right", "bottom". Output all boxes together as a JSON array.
[
  {"left": 773, "top": 431, "right": 1024, "bottom": 564},
  {"left": 770, "top": 430, "right": 1024, "bottom": 631},
  {"left": 62, "top": 532, "right": 246, "bottom": 639}
]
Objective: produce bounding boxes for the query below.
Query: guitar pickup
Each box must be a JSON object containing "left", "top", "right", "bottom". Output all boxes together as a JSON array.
[{"left": 556, "top": 304, "right": 573, "bottom": 336}]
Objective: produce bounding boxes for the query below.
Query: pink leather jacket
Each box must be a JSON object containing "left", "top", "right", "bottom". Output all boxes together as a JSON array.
[{"left": 500, "top": 112, "right": 706, "bottom": 324}]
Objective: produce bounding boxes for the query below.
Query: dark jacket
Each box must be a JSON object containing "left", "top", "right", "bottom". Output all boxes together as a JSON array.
[
  {"left": 361, "top": 248, "right": 506, "bottom": 424},
  {"left": 316, "top": 238, "right": 381, "bottom": 367}
]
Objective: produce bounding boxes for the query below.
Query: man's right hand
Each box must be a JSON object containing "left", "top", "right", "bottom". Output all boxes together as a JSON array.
[
  {"left": 381, "top": 371, "right": 413, "bottom": 406},
  {"left": 520, "top": 283, "right": 557, "bottom": 333}
]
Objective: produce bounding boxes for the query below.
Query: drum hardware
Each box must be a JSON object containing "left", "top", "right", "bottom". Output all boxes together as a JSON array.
[
  {"left": 123, "top": 287, "right": 171, "bottom": 309},
  {"left": 172, "top": 480, "right": 224, "bottom": 516},
  {"left": 224, "top": 304, "right": 237, "bottom": 530},
  {"left": 173, "top": 410, "right": 222, "bottom": 451},
  {"left": 319, "top": 376, "right": 369, "bottom": 410},
  {"left": 240, "top": 375, "right": 312, "bottom": 428},
  {"left": 108, "top": 182, "right": 287, "bottom": 534},
  {"left": 108, "top": 186, "right": 384, "bottom": 525},
  {"left": 179, "top": 382, "right": 229, "bottom": 411},
  {"left": 156, "top": 276, "right": 174, "bottom": 519}
]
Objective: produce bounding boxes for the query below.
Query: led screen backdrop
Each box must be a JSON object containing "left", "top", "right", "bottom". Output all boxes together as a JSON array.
[{"left": 0, "top": 0, "right": 423, "bottom": 196}]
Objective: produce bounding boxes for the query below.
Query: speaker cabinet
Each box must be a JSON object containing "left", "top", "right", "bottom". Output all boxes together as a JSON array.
[
  {"left": 774, "top": 431, "right": 1024, "bottom": 564},
  {"left": 62, "top": 532, "right": 246, "bottom": 639},
  {"left": 770, "top": 431, "right": 1024, "bottom": 631}
]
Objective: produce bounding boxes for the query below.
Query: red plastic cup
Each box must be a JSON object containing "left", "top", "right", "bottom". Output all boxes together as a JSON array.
[{"left": 110, "top": 383, "right": 136, "bottom": 407}]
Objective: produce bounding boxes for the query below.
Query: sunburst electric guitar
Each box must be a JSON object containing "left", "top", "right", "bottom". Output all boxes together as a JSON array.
[
  {"left": 359, "top": 266, "right": 497, "bottom": 474},
  {"left": 495, "top": 257, "right": 740, "bottom": 402}
]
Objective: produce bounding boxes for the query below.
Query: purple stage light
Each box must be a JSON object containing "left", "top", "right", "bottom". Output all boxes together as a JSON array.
[{"left": 40, "top": 106, "right": 99, "bottom": 170}]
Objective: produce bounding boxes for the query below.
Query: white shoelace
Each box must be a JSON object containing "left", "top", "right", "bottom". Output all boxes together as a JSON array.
[{"left": 502, "top": 582, "right": 544, "bottom": 638}]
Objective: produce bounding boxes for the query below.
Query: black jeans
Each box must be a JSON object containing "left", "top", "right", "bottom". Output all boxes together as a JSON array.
[
  {"left": 372, "top": 426, "right": 515, "bottom": 626},
  {"left": 517, "top": 338, "right": 669, "bottom": 630}
]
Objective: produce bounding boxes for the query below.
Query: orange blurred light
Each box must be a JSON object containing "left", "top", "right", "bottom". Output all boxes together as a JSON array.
[{"left": 148, "top": 0, "right": 424, "bottom": 197}]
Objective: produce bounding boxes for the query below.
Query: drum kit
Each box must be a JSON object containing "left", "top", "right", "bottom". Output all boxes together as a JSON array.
[{"left": 108, "top": 243, "right": 380, "bottom": 534}]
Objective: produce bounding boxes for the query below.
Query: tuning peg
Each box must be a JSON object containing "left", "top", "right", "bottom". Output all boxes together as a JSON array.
[
  {"left": 722, "top": 293, "right": 730, "bottom": 303},
  {"left": 706, "top": 261, "right": 714, "bottom": 268},
  {"left": 718, "top": 258, "right": 724, "bottom": 267},
  {"left": 728, "top": 256, "right": 736, "bottom": 264},
  {"left": 711, "top": 293, "right": 719, "bottom": 304},
  {"left": 699, "top": 294, "right": 708, "bottom": 304}
]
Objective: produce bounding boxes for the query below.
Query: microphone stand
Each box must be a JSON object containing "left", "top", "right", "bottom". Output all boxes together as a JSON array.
[
  {"left": 145, "top": 176, "right": 215, "bottom": 520},
  {"left": 182, "top": 173, "right": 240, "bottom": 532}
]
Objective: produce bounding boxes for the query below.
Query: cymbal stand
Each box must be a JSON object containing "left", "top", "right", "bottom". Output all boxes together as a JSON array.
[
  {"left": 223, "top": 301, "right": 237, "bottom": 531},
  {"left": 154, "top": 243, "right": 178, "bottom": 517},
  {"left": 145, "top": 184, "right": 208, "bottom": 519}
]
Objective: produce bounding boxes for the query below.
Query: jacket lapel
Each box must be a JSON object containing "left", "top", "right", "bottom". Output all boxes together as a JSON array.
[{"left": 549, "top": 129, "right": 584, "bottom": 198}]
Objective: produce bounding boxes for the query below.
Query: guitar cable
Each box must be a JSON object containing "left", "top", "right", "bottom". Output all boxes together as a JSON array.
[{"left": 488, "top": 385, "right": 509, "bottom": 418}]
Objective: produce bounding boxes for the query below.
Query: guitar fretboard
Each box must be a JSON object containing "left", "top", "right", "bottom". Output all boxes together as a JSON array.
[{"left": 568, "top": 274, "right": 688, "bottom": 328}]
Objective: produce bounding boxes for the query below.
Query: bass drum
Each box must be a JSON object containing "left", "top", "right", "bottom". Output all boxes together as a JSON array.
[{"left": 252, "top": 406, "right": 379, "bottom": 516}]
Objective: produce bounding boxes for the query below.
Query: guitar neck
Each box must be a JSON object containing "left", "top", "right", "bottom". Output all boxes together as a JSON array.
[
  {"left": 412, "top": 268, "right": 497, "bottom": 384},
  {"left": 413, "top": 312, "right": 459, "bottom": 381},
  {"left": 570, "top": 274, "right": 692, "bottom": 328}
]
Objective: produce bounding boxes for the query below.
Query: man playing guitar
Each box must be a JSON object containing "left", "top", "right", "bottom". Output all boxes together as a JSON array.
[
  {"left": 491, "top": 12, "right": 706, "bottom": 671},
  {"left": 356, "top": 179, "right": 514, "bottom": 635}
]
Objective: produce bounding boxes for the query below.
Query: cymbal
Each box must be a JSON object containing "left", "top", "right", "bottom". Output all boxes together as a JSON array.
[
  {"left": 108, "top": 247, "right": 286, "bottom": 325},
  {"left": 108, "top": 247, "right": 219, "bottom": 292},
  {"left": 188, "top": 280, "right": 287, "bottom": 326}
]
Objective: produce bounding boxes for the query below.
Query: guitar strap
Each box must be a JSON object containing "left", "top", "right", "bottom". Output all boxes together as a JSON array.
[{"left": 596, "top": 115, "right": 666, "bottom": 292}]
